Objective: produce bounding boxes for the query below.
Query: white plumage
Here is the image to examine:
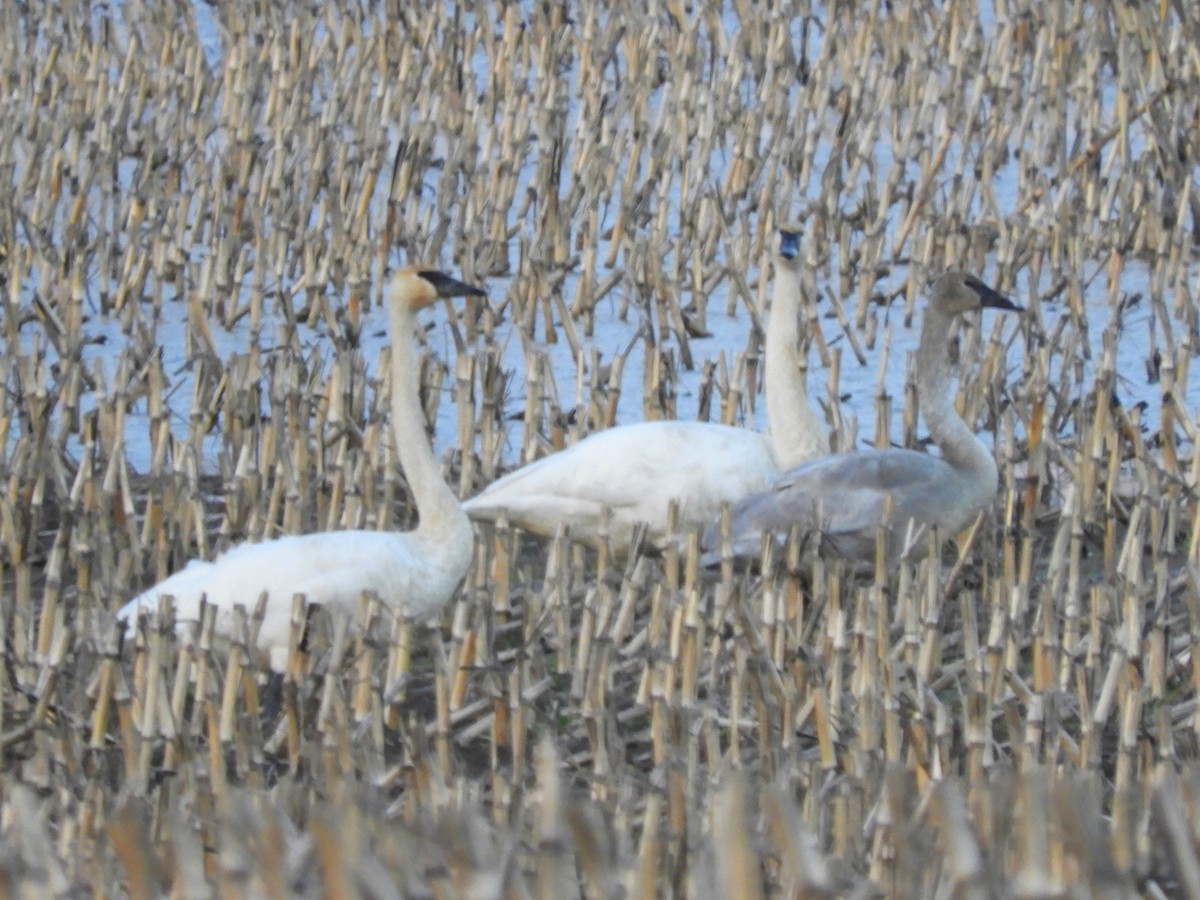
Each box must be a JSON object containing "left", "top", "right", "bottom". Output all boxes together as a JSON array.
[
  {"left": 462, "top": 223, "right": 828, "bottom": 551},
  {"left": 702, "top": 271, "right": 1022, "bottom": 567},
  {"left": 118, "top": 266, "right": 485, "bottom": 670}
]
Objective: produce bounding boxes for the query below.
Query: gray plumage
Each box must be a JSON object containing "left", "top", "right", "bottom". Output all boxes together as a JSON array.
[{"left": 702, "top": 271, "right": 1022, "bottom": 567}]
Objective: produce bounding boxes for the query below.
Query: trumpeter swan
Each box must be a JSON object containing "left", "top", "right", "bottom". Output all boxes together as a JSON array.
[
  {"left": 461, "top": 223, "right": 829, "bottom": 552},
  {"left": 118, "top": 266, "right": 485, "bottom": 670},
  {"left": 702, "top": 271, "right": 1021, "bottom": 567}
]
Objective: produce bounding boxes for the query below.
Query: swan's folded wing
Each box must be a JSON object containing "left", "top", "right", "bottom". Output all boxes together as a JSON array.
[
  {"left": 464, "top": 421, "right": 776, "bottom": 540},
  {"left": 718, "top": 450, "right": 952, "bottom": 558},
  {"left": 118, "top": 559, "right": 217, "bottom": 625}
]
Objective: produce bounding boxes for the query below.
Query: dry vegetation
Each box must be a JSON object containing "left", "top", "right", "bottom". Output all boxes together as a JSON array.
[{"left": 1, "top": 0, "right": 1199, "bottom": 895}]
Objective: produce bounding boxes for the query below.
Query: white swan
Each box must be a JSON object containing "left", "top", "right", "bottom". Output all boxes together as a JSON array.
[
  {"left": 702, "top": 271, "right": 1021, "bottom": 567},
  {"left": 118, "top": 266, "right": 484, "bottom": 670},
  {"left": 461, "top": 223, "right": 829, "bottom": 552}
]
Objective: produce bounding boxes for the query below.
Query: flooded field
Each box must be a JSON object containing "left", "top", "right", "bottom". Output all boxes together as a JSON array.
[{"left": 0, "top": 0, "right": 1199, "bottom": 894}]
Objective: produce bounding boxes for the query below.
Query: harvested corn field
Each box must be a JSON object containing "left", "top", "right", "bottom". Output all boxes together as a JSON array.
[{"left": 1, "top": 0, "right": 1199, "bottom": 895}]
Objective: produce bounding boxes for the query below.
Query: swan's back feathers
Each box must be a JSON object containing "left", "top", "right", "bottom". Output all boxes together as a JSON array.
[
  {"left": 464, "top": 420, "right": 778, "bottom": 549},
  {"left": 119, "top": 529, "right": 472, "bottom": 662},
  {"left": 709, "top": 448, "right": 994, "bottom": 563}
]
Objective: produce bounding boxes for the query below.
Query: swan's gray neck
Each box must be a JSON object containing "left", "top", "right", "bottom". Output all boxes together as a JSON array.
[
  {"left": 387, "top": 302, "right": 468, "bottom": 536},
  {"left": 916, "top": 307, "right": 998, "bottom": 489},
  {"left": 764, "top": 259, "right": 828, "bottom": 466}
]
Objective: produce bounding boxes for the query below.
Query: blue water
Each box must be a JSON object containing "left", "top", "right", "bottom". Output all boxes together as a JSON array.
[{"left": 4, "top": 1, "right": 1195, "bottom": 476}]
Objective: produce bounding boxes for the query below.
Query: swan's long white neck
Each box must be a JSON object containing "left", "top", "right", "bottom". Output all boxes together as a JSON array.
[
  {"left": 916, "top": 306, "right": 998, "bottom": 490},
  {"left": 387, "top": 299, "right": 470, "bottom": 541},
  {"left": 764, "top": 257, "right": 829, "bottom": 467}
]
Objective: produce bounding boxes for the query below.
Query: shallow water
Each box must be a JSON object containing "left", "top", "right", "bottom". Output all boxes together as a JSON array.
[{"left": 9, "top": 2, "right": 1198, "bottom": 477}]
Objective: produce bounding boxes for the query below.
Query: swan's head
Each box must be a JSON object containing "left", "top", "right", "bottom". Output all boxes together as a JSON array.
[
  {"left": 933, "top": 271, "right": 1023, "bottom": 317},
  {"left": 776, "top": 221, "right": 804, "bottom": 263},
  {"left": 389, "top": 266, "right": 486, "bottom": 311}
]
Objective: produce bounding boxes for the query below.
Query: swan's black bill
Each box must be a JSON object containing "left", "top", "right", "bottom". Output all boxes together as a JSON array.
[
  {"left": 420, "top": 269, "right": 487, "bottom": 298},
  {"left": 779, "top": 228, "right": 802, "bottom": 260},
  {"left": 965, "top": 275, "right": 1023, "bottom": 313}
]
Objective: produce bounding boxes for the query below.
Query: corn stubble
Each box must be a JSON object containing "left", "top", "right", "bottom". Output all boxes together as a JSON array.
[{"left": 0, "top": 0, "right": 1198, "bottom": 895}]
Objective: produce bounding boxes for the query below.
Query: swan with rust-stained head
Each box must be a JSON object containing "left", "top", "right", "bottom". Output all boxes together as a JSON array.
[
  {"left": 461, "top": 223, "right": 829, "bottom": 552},
  {"left": 118, "top": 266, "right": 485, "bottom": 670},
  {"left": 702, "top": 271, "right": 1021, "bottom": 567}
]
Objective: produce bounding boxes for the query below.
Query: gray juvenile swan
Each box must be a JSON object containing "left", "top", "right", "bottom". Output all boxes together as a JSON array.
[
  {"left": 461, "top": 223, "right": 829, "bottom": 553},
  {"left": 119, "top": 266, "right": 485, "bottom": 671},
  {"left": 702, "top": 271, "right": 1021, "bottom": 567}
]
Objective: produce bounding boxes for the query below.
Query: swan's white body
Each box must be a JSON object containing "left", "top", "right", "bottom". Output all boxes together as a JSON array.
[
  {"left": 463, "top": 224, "right": 828, "bottom": 551},
  {"left": 118, "top": 267, "right": 484, "bottom": 670},
  {"left": 702, "top": 272, "right": 1021, "bottom": 567},
  {"left": 464, "top": 420, "right": 779, "bottom": 551}
]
